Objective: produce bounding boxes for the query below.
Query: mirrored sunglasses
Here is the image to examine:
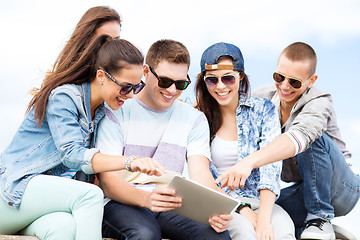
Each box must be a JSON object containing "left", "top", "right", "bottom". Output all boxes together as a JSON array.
[
  {"left": 102, "top": 69, "right": 145, "bottom": 95},
  {"left": 149, "top": 66, "right": 191, "bottom": 90},
  {"left": 204, "top": 72, "right": 239, "bottom": 87}
]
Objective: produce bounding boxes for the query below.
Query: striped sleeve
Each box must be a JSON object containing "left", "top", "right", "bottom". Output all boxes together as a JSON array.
[{"left": 284, "top": 130, "right": 307, "bottom": 155}]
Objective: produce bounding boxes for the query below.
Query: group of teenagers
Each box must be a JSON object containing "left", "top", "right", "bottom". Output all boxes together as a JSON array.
[{"left": 0, "top": 5, "right": 359, "bottom": 240}]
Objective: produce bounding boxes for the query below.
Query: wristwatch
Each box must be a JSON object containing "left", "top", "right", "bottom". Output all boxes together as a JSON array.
[{"left": 235, "top": 202, "right": 252, "bottom": 213}]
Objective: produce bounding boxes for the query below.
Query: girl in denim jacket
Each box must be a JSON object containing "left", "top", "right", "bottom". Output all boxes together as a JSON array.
[
  {"left": 195, "top": 42, "right": 295, "bottom": 240},
  {"left": 0, "top": 35, "right": 166, "bottom": 240}
]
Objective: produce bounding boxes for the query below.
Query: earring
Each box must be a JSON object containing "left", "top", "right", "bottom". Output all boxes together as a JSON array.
[{"left": 99, "top": 81, "right": 103, "bottom": 85}]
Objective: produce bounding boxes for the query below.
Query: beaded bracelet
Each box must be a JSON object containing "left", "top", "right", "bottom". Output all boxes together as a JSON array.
[{"left": 125, "top": 156, "right": 137, "bottom": 172}]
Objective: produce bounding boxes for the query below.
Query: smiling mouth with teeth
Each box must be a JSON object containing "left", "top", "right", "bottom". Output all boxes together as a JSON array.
[
  {"left": 117, "top": 97, "right": 125, "bottom": 102},
  {"left": 280, "top": 89, "right": 293, "bottom": 95},
  {"left": 161, "top": 92, "right": 173, "bottom": 99},
  {"left": 217, "top": 92, "right": 230, "bottom": 96}
]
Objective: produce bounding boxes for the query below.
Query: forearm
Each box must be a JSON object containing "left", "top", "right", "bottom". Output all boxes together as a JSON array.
[
  {"left": 91, "top": 152, "right": 127, "bottom": 173},
  {"left": 187, "top": 156, "right": 227, "bottom": 195},
  {"left": 191, "top": 169, "right": 226, "bottom": 194},
  {"left": 245, "top": 134, "right": 295, "bottom": 169},
  {"left": 257, "top": 189, "right": 276, "bottom": 223},
  {"left": 99, "top": 172, "right": 150, "bottom": 208}
]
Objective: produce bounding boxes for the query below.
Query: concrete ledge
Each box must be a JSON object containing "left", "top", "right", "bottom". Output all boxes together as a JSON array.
[
  {"left": 0, "top": 236, "right": 115, "bottom": 240},
  {"left": 0, "top": 236, "right": 38, "bottom": 240}
]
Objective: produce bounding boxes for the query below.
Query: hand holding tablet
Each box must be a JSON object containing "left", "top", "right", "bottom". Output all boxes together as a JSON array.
[{"left": 168, "top": 176, "right": 240, "bottom": 226}]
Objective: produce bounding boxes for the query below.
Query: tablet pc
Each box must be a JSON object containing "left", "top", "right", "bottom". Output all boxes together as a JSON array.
[{"left": 168, "top": 176, "right": 240, "bottom": 226}]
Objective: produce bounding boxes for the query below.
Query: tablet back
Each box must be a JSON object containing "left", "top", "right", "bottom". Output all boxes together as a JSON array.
[{"left": 168, "top": 176, "right": 240, "bottom": 226}]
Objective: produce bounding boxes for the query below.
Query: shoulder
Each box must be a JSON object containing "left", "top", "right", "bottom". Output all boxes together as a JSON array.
[
  {"left": 46, "top": 84, "right": 86, "bottom": 112},
  {"left": 103, "top": 98, "right": 136, "bottom": 124},
  {"left": 298, "top": 87, "right": 333, "bottom": 108},
  {"left": 243, "top": 95, "right": 276, "bottom": 113},
  {"left": 307, "top": 87, "right": 332, "bottom": 99},
  {"left": 252, "top": 84, "right": 277, "bottom": 100},
  {"left": 50, "top": 83, "right": 83, "bottom": 97},
  {"left": 173, "top": 100, "right": 207, "bottom": 122}
]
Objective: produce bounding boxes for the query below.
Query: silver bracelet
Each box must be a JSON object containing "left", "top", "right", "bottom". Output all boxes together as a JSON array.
[{"left": 125, "top": 155, "right": 137, "bottom": 172}]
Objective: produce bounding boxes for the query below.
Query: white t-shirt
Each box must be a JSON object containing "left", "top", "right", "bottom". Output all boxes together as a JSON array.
[
  {"left": 96, "top": 96, "right": 211, "bottom": 188},
  {"left": 210, "top": 136, "right": 238, "bottom": 175}
]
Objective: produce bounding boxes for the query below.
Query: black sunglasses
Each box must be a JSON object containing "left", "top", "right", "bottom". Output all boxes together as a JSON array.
[
  {"left": 102, "top": 69, "right": 145, "bottom": 95},
  {"left": 149, "top": 66, "right": 191, "bottom": 90},
  {"left": 204, "top": 72, "right": 239, "bottom": 87},
  {"left": 273, "top": 72, "right": 309, "bottom": 89}
]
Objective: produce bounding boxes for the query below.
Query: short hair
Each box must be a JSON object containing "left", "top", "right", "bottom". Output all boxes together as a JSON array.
[
  {"left": 280, "top": 42, "right": 317, "bottom": 76},
  {"left": 145, "top": 39, "right": 190, "bottom": 68}
]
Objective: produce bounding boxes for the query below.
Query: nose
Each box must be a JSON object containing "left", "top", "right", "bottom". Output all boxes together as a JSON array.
[
  {"left": 215, "top": 78, "right": 227, "bottom": 89},
  {"left": 280, "top": 78, "right": 292, "bottom": 89},
  {"left": 125, "top": 91, "right": 134, "bottom": 99},
  {"left": 166, "top": 83, "right": 178, "bottom": 94}
]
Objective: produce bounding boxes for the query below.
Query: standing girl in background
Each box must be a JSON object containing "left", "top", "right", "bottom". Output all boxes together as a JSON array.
[{"left": 195, "top": 42, "right": 295, "bottom": 240}]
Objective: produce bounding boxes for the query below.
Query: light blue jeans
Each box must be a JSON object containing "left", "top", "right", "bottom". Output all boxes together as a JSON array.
[
  {"left": 0, "top": 175, "right": 104, "bottom": 240},
  {"left": 277, "top": 133, "right": 360, "bottom": 237},
  {"left": 228, "top": 199, "right": 295, "bottom": 240}
]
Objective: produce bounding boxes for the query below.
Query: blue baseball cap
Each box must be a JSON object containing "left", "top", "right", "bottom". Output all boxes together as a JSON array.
[{"left": 200, "top": 42, "right": 244, "bottom": 72}]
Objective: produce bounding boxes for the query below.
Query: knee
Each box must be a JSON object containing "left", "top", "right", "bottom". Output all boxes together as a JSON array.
[
  {"left": 128, "top": 226, "right": 162, "bottom": 240},
  {"left": 200, "top": 229, "right": 231, "bottom": 240},
  {"left": 46, "top": 212, "right": 76, "bottom": 239},
  {"left": 79, "top": 183, "right": 104, "bottom": 204},
  {"left": 271, "top": 205, "right": 296, "bottom": 239},
  {"left": 228, "top": 213, "right": 256, "bottom": 240},
  {"left": 25, "top": 212, "right": 76, "bottom": 240}
]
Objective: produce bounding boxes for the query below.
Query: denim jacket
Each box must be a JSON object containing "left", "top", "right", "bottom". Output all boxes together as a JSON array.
[
  {"left": 211, "top": 94, "right": 282, "bottom": 199},
  {"left": 0, "top": 82, "right": 104, "bottom": 208}
]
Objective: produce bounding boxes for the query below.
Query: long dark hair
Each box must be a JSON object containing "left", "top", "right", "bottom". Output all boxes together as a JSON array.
[
  {"left": 27, "top": 35, "right": 143, "bottom": 126},
  {"left": 53, "top": 6, "right": 121, "bottom": 72},
  {"left": 195, "top": 71, "right": 250, "bottom": 142}
]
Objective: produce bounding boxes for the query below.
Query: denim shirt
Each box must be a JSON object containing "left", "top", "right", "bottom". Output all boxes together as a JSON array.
[
  {"left": 0, "top": 82, "right": 104, "bottom": 208},
  {"left": 211, "top": 94, "right": 282, "bottom": 199}
]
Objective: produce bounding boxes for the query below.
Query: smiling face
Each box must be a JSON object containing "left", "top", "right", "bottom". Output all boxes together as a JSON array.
[
  {"left": 139, "top": 60, "right": 188, "bottom": 110},
  {"left": 96, "top": 64, "right": 144, "bottom": 111},
  {"left": 204, "top": 57, "right": 242, "bottom": 109},
  {"left": 275, "top": 55, "right": 317, "bottom": 109}
]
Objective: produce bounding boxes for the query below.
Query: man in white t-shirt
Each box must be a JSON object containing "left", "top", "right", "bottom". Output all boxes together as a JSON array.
[{"left": 96, "top": 39, "right": 232, "bottom": 240}]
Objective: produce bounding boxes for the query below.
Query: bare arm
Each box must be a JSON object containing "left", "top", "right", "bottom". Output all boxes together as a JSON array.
[
  {"left": 91, "top": 153, "right": 166, "bottom": 174},
  {"left": 99, "top": 171, "right": 150, "bottom": 207},
  {"left": 216, "top": 134, "right": 295, "bottom": 188},
  {"left": 99, "top": 170, "right": 182, "bottom": 212},
  {"left": 256, "top": 189, "right": 276, "bottom": 240},
  {"left": 187, "top": 155, "right": 224, "bottom": 192}
]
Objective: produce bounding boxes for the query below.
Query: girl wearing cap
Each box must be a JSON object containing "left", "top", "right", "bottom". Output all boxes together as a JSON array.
[
  {"left": 0, "top": 35, "right": 166, "bottom": 239},
  {"left": 195, "top": 42, "right": 295, "bottom": 239}
]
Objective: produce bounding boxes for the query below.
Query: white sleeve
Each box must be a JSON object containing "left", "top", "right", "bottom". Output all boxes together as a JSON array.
[
  {"left": 96, "top": 115, "right": 124, "bottom": 156},
  {"left": 186, "top": 113, "right": 211, "bottom": 161}
]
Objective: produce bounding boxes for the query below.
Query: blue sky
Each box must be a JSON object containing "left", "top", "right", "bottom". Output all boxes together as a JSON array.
[{"left": 1, "top": 0, "right": 359, "bottom": 236}]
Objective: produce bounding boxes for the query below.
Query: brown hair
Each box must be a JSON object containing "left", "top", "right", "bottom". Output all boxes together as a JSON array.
[
  {"left": 53, "top": 6, "right": 121, "bottom": 73},
  {"left": 280, "top": 42, "right": 317, "bottom": 76},
  {"left": 145, "top": 39, "right": 190, "bottom": 68},
  {"left": 27, "top": 36, "right": 143, "bottom": 126},
  {"left": 195, "top": 70, "right": 250, "bottom": 142},
  {"left": 30, "top": 6, "right": 121, "bottom": 96}
]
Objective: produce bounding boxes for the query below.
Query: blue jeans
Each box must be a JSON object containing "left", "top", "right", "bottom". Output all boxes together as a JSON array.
[
  {"left": 102, "top": 200, "right": 231, "bottom": 240},
  {"left": 276, "top": 133, "right": 360, "bottom": 237}
]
